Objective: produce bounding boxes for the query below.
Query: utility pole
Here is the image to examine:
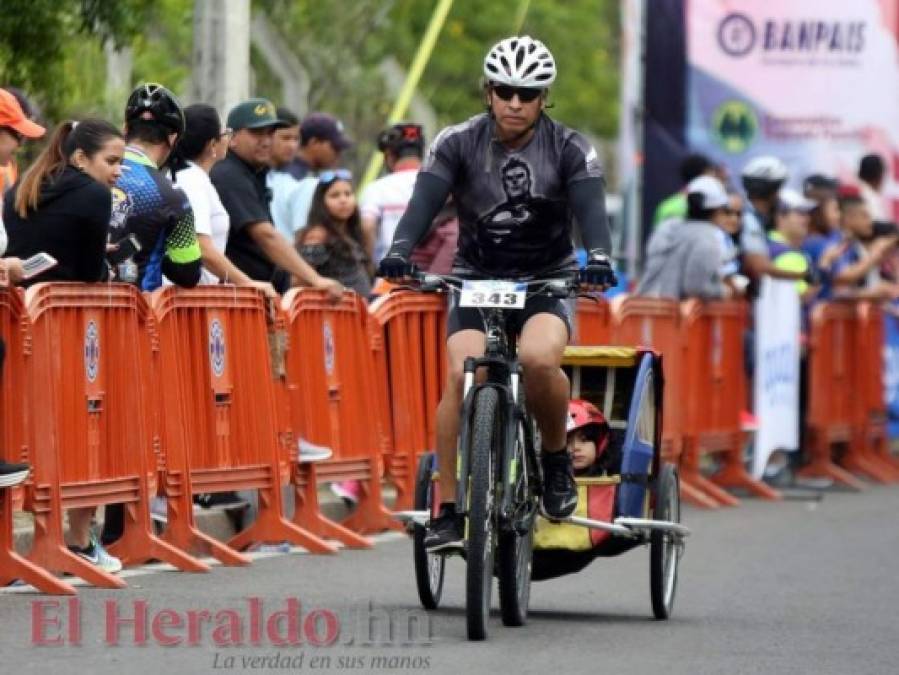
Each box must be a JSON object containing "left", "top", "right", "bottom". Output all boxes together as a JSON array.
[{"left": 190, "top": 0, "right": 250, "bottom": 116}]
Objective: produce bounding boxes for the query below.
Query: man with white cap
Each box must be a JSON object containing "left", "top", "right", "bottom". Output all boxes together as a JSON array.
[{"left": 637, "top": 175, "right": 732, "bottom": 299}]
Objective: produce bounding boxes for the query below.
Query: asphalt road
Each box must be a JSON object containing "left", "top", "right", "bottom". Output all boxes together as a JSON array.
[{"left": 2, "top": 485, "right": 898, "bottom": 675}]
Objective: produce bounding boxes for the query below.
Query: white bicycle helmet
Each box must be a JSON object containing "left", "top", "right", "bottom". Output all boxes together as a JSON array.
[{"left": 483, "top": 36, "right": 556, "bottom": 88}]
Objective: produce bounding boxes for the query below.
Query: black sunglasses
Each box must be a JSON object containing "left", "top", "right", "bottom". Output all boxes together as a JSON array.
[{"left": 491, "top": 85, "right": 543, "bottom": 103}]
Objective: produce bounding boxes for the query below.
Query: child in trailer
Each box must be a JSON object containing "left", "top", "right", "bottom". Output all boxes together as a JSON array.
[{"left": 566, "top": 399, "right": 612, "bottom": 477}]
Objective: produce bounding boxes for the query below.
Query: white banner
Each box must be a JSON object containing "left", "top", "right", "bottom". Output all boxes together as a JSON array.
[{"left": 753, "top": 277, "right": 801, "bottom": 478}]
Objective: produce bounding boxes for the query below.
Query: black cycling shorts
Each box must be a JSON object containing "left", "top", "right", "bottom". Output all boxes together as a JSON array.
[{"left": 446, "top": 292, "right": 573, "bottom": 338}]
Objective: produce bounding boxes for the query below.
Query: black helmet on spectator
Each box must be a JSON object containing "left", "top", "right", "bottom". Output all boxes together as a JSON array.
[
  {"left": 377, "top": 123, "right": 425, "bottom": 158},
  {"left": 741, "top": 156, "right": 788, "bottom": 199},
  {"left": 125, "top": 83, "right": 185, "bottom": 140}
]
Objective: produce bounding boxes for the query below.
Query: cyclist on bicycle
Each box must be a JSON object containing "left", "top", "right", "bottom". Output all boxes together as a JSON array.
[{"left": 379, "top": 36, "right": 616, "bottom": 552}]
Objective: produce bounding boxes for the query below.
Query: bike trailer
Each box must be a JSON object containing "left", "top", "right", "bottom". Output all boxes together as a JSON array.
[{"left": 533, "top": 346, "right": 664, "bottom": 580}]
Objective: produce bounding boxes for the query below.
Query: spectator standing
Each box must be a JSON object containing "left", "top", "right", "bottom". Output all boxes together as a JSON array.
[
  {"left": 828, "top": 189, "right": 899, "bottom": 299},
  {"left": 637, "top": 175, "right": 731, "bottom": 300},
  {"left": 168, "top": 103, "right": 274, "bottom": 295},
  {"left": 210, "top": 98, "right": 342, "bottom": 298},
  {"left": 5, "top": 120, "right": 123, "bottom": 285},
  {"left": 108, "top": 83, "right": 201, "bottom": 291},
  {"left": 267, "top": 107, "right": 316, "bottom": 242},
  {"left": 652, "top": 153, "right": 715, "bottom": 226},
  {"left": 361, "top": 122, "right": 458, "bottom": 273},
  {"left": 4, "top": 119, "right": 125, "bottom": 572},
  {"left": 297, "top": 170, "right": 371, "bottom": 296},
  {"left": 0, "top": 88, "right": 44, "bottom": 488},
  {"left": 768, "top": 189, "right": 817, "bottom": 300},
  {"left": 284, "top": 112, "right": 351, "bottom": 180},
  {"left": 739, "top": 156, "right": 806, "bottom": 285},
  {"left": 802, "top": 173, "right": 842, "bottom": 269},
  {"left": 858, "top": 154, "right": 887, "bottom": 221},
  {"left": 719, "top": 189, "right": 747, "bottom": 297},
  {"left": 0, "top": 87, "right": 39, "bottom": 197},
  {"left": 0, "top": 88, "right": 45, "bottom": 250}
]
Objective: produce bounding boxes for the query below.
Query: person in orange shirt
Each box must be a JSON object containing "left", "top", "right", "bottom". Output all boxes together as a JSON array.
[{"left": 0, "top": 86, "right": 44, "bottom": 487}]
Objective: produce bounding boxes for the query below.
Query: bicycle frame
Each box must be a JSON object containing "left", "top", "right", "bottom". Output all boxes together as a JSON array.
[{"left": 454, "top": 305, "right": 539, "bottom": 529}]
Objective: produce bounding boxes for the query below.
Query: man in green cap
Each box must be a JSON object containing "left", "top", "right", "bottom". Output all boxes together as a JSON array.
[{"left": 210, "top": 97, "right": 343, "bottom": 298}]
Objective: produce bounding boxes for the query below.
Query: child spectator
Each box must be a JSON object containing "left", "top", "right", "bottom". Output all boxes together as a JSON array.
[
  {"left": 297, "top": 169, "right": 372, "bottom": 296},
  {"left": 3, "top": 118, "right": 125, "bottom": 573},
  {"left": 566, "top": 400, "right": 611, "bottom": 476}
]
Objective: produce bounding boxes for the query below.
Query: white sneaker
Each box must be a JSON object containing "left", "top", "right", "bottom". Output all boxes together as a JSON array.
[
  {"left": 297, "top": 438, "right": 333, "bottom": 463},
  {"left": 72, "top": 535, "right": 123, "bottom": 574}
]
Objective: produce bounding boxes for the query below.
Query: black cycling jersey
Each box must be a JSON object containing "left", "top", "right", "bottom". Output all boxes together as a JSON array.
[{"left": 388, "top": 112, "right": 611, "bottom": 278}]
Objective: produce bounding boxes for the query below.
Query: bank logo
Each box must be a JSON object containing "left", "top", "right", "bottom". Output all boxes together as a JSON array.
[
  {"left": 712, "top": 100, "right": 758, "bottom": 154},
  {"left": 718, "top": 13, "right": 756, "bottom": 57}
]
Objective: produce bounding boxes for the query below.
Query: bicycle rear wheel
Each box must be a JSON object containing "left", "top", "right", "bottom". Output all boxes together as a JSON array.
[
  {"left": 650, "top": 463, "right": 681, "bottom": 619},
  {"left": 413, "top": 453, "right": 444, "bottom": 609},
  {"left": 466, "top": 387, "right": 500, "bottom": 641}
]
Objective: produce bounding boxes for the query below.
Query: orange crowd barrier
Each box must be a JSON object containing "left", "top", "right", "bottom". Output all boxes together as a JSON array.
[
  {"left": 0, "top": 287, "right": 75, "bottom": 594},
  {"left": 799, "top": 301, "right": 867, "bottom": 490},
  {"left": 23, "top": 284, "right": 207, "bottom": 589},
  {"left": 150, "top": 286, "right": 335, "bottom": 555},
  {"left": 369, "top": 291, "right": 447, "bottom": 511},
  {"left": 847, "top": 303, "right": 899, "bottom": 482},
  {"left": 680, "top": 300, "right": 780, "bottom": 506},
  {"left": 282, "top": 290, "right": 394, "bottom": 540},
  {"left": 606, "top": 296, "right": 696, "bottom": 490},
  {"left": 572, "top": 296, "right": 612, "bottom": 346}
]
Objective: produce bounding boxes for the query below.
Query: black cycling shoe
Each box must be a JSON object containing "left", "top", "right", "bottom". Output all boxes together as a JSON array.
[
  {"left": 424, "top": 505, "right": 465, "bottom": 554},
  {"left": 541, "top": 450, "right": 578, "bottom": 519}
]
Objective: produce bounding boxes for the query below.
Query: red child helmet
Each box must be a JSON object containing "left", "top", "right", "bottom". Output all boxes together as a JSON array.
[{"left": 567, "top": 399, "right": 610, "bottom": 456}]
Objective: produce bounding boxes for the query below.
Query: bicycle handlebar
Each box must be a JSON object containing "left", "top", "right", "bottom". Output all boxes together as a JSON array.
[{"left": 411, "top": 271, "right": 582, "bottom": 300}]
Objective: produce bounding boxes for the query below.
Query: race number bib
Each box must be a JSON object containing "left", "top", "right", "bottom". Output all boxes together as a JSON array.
[{"left": 459, "top": 280, "right": 526, "bottom": 309}]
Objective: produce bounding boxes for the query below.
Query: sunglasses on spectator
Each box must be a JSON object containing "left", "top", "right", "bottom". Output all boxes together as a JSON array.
[
  {"left": 722, "top": 207, "right": 740, "bottom": 216},
  {"left": 491, "top": 85, "right": 544, "bottom": 103},
  {"left": 0, "top": 126, "right": 24, "bottom": 143},
  {"left": 218, "top": 127, "right": 233, "bottom": 139},
  {"left": 319, "top": 168, "right": 352, "bottom": 184}
]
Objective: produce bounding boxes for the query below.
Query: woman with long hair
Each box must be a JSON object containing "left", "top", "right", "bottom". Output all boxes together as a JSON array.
[
  {"left": 167, "top": 103, "right": 274, "bottom": 295},
  {"left": 4, "top": 119, "right": 123, "bottom": 283},
  {"left": 296, "top": 170, "right": 372, "bottom": 296},
  {"left": 2, "top": 117, "right": 125, "bottom": 573}
]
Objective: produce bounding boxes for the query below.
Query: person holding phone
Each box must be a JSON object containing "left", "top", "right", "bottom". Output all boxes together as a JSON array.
[
  {"left": 2, "top": 117, "right": 126, "bottom": 574},
  {"left": 3, "top": 118, "right": 125, "bottom": 286}
]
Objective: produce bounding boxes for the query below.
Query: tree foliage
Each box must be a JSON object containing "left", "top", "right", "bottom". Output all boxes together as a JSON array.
[
  {"left": 1, "top": 0, "right": 620, "bottom": 166},
  {"left": 0, "top": 0, "right": 156, "bottom": 120}
]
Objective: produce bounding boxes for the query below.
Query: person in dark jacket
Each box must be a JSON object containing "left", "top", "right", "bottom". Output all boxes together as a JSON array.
[
  {"left": 2, "top": 117, "right": 125, "bottom": 574},
  {"left": 4, "top": 119, "right": 124, "bottom": 286}
]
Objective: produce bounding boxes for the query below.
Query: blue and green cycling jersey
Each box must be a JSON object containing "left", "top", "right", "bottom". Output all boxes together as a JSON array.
[{"left": 108, "top": 147, "right": 201, "bottom": 290}]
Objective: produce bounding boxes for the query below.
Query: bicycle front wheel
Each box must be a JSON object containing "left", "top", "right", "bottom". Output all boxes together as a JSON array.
[
  {"left": 498, "top": 418, "right": 536, "bottom": 626},
  {"left": 466, "top": 386, "right": 500, "bottom": 641}
]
